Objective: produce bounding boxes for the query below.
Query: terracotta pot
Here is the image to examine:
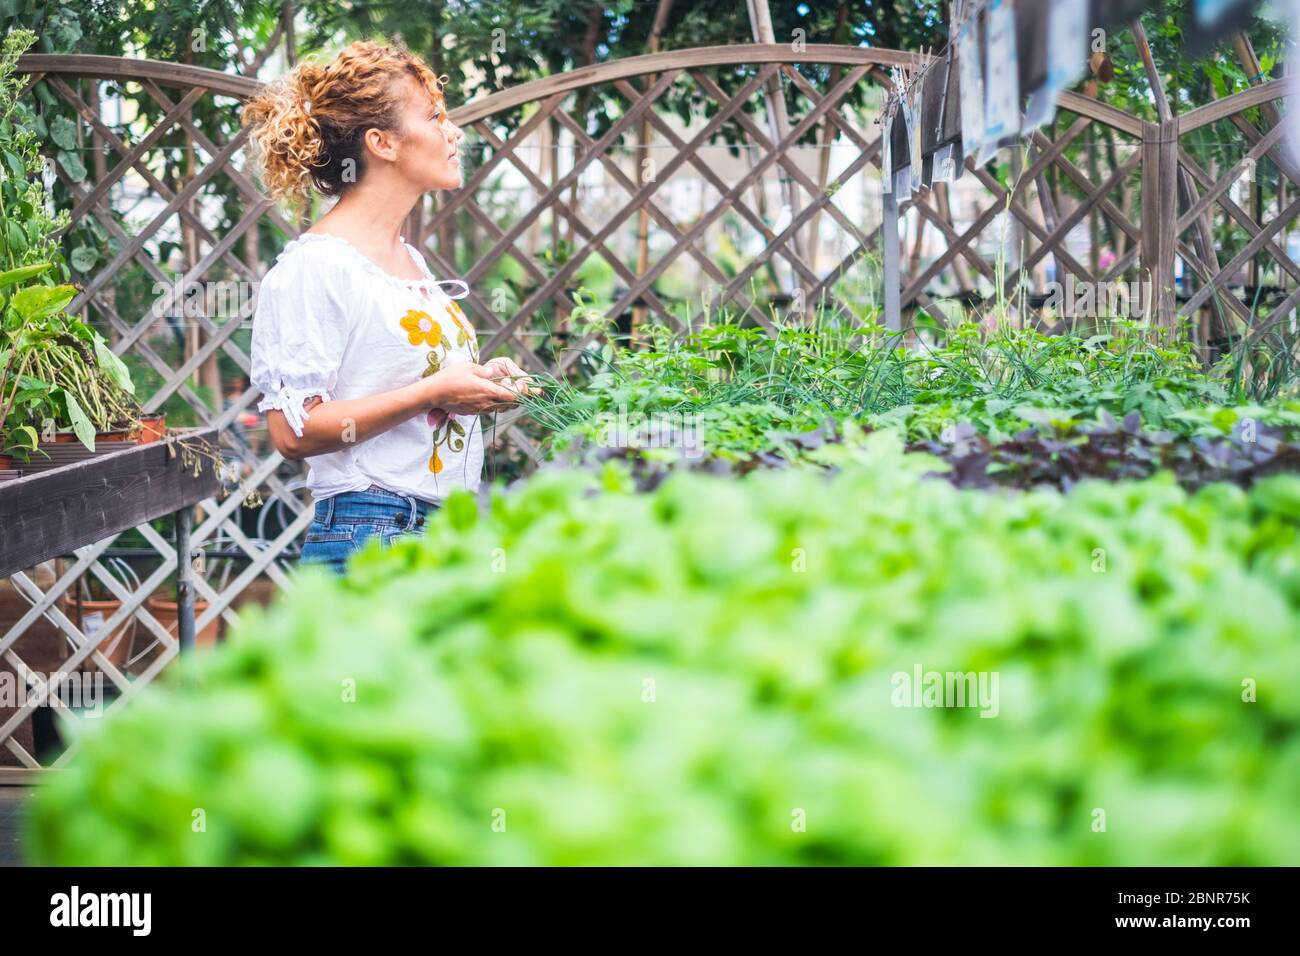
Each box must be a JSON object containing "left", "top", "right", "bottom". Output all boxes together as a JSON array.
[
  {"left": 61, "top": 597, "right": 134, "bottom": 671},
  {"left": 231, "top": 576, "right": 279, "bottom": 612},
  {"left": 145, "top": 596, "right": 219, "bottom": 649},
  {"left": 48, "top": 429, "right": 131, "bottom": 443},
  {"left": 132, "top": 414, "right": 166, "bottom": 445},
  {"left": 23, "top": 434, "right": 136, "bottom": 474}
]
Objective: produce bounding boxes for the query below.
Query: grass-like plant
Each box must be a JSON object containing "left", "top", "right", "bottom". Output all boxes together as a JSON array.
[{"left": 511, "top": 293, "right": 1246, "bottom": 464}]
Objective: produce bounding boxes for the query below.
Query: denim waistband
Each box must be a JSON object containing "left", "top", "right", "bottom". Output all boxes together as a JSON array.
[{"left": 313, "top": 486, "right": 438, "bottom": 532}]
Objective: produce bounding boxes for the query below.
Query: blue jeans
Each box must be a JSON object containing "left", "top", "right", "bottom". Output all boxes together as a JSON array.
[{"left": 300, "top": 486, "right": 436, "bottom": 576}]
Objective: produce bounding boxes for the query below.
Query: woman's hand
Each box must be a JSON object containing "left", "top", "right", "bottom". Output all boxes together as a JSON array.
[
  {"left": 426, "top": 362, "right": 523, "bottom": 415},
  {"left": 482, "top": 356, "right": 537, "bottom": 397},
  {"left": 265, "top": 362, "right": 522, "bottom": 461}
]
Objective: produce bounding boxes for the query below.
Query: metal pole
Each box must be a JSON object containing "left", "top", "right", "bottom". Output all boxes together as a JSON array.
[
  {"left": 175, "top": 506, "right": 195, "bottom": 654},
  {"left": 882, "top": 185, "right": 902, "bottom": 331}
]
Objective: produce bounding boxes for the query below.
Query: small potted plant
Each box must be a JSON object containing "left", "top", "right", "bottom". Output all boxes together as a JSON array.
[{"left": 0, "top": 263, "right": 144, "bottom": 471}]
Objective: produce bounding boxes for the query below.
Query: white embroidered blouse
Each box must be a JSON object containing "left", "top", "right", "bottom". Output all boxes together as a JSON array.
[{"left": 250, "top": 233, "right": 484, "bottom": 504}]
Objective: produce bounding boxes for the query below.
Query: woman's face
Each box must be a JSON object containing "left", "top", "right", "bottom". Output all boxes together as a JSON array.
[{"left": 391, "top": 76, "right": 463, "bottom": 192}]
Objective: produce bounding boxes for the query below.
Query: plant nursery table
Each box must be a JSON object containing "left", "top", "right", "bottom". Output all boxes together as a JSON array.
[
  {"left": 0, "top": 428, "right": 221, "bottom": 784},
  {"left": 0, "top": 427, "right": 221, "bottom": 647}
]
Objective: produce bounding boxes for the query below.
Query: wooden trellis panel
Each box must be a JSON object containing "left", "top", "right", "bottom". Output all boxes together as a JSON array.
[
  {"left": 411, "top": 50, "right": 1161, "bottom": 353},
  {"left": 1175, "top": 79, "right": 1300, "bottom": 348}
]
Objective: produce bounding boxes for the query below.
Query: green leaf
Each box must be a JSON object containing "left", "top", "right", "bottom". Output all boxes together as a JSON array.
[
  {"left": 93, "top": 333, "right": 134, "bottom": 395},
  {"left": 3, "top": 149, "right": 25, "bottom": 181},
  {"left": 0, "top": 262, "right": 51, "bottom": 289},
  {"left": 70, "top": 245, "right": 98, "bottom": 273},
  {"left": 49, "top": 115, "right": 78, "bottom": 151},
  {"left": 67, "top": 318, "right": 95, "bottom": 342},
  {"left": 57, "top": 149, "right": 86, "bottom": 183},
  {"left": 61, "top": 391, "right": 96, "bottom": 451},
  {"left": 9, "top": 284, "right": 76, "bottom": 321},
  {"left": 6, "top": 220, "right": 27, "bottom": 254},
  {"left": 13, "top": 386, "right": 49, "bottom": 406},
  {"left": 17, "top": 375, "right": 51, "bottom": 391},
  {"left": 11, "top": 425, "right": 40, "bottom": 451}
]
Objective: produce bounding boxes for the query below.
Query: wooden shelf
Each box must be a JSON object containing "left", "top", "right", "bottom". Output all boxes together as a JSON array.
[{"left": 0, "top": 428, "right": 221, "bottom": 578}]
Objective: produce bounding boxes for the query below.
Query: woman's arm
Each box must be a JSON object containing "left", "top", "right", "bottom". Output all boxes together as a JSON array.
[{"left": 267, "top": 362, "right": 521, "bottom": 460}]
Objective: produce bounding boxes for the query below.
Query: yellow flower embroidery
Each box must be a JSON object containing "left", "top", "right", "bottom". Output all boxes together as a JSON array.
[
  {"left": 446, "top": 300, "right": 468, "bottom": 330},
  {"left": 446, "top": 302, "right": 478, "bottom": 360},
  {"left": 410, "top": 302, "right": 473, "bottom": 475},
  {"left": 400, "top": 310, "right": 442, "bottom": 348},
  {"left": 446, "top": 302, "right": 470, "bottom": 334}
]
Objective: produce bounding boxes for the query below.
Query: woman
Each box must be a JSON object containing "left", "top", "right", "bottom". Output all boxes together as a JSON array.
[{"left": 243, "top": 39, "right": 530, "bottom": 575}]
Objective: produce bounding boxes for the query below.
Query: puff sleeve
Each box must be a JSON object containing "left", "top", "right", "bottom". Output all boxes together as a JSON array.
[{"left": 250, "top": 246, "right": 353, "bottom": 438}]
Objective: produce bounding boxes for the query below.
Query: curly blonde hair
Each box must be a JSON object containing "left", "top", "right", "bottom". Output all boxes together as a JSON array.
[{"left": 242, "top": 39, "right": 449, "bottom": 204}]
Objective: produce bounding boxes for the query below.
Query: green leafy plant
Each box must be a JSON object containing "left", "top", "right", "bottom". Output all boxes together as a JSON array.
[
  {"left": 28, "top": 439, "right": 1300, "bottom": 865},
  {"left": 517, "top": 309, "right": 1255, "bottom": 467},
  {"left": 0, "top": 29, "right": 139, "bottom": 457},
  {"left": 0, "top": 266, "right": 140, "bottom": 456}
]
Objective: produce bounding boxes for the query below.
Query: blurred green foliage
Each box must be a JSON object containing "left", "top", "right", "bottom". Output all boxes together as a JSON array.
[{"left": 28, "top": 432, "right": 1300, "bottom": 864}]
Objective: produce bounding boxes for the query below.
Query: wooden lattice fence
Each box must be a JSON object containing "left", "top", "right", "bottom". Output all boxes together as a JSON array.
[{"left": 1, "top": 42, "right": 1294, "bottom": 770}]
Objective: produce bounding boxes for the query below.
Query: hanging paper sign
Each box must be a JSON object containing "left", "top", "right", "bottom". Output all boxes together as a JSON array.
[
  {"left": 956, "top": 5, "right": 985, "bottom": 160},
  {"left": 895, "top": 168, "right": 911, "bottom": 197},
  {"left": 933, "top": 142, "right": 960, "bottom": 183},
  {"left": 1047, "top": 0, "right": 1088, "bottom": 90},
  {"left": 909, "top": 82, "right": 925, "bottom": 192},
  {"left": 1195, "top": 0, "right": 1242, "bottom": 27},
  {"left": 900, "top": 87, "right": 917, "bottom": 192},
  {"left": 1024, "top": 0, "right": 1088, "bottom": 132},
  {"left": 1188, "top": 0, "right": 1255, "bottom": 55},
  {"left": 881, "top": 106, "right": 894, "bottom": 194},
  {"left": 1022, "top": 89, "right": 1054, "bottom": 135},
  {"left": 980, "top": 0, "right": 1020, "bottom": 165}
]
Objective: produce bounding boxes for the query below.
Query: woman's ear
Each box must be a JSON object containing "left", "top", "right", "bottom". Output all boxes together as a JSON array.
[{"left": 363, "top": 126, "right": 400, "bottom": 164}]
